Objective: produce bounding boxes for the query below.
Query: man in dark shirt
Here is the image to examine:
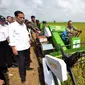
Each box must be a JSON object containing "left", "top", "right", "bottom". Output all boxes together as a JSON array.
[
  {"left": 66, "top": 20, "right": 82, "bottom": 38},
  {"left": 31, "top": 15, "right": 39, "bottom": 31},
  {"left": 30, "top": 16, "right": 41, "bottom": 42}
]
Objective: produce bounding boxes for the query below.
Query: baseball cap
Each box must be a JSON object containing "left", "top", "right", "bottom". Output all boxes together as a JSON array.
[{"left": 0, "top": 15, "right": 5, "bottom": 22}]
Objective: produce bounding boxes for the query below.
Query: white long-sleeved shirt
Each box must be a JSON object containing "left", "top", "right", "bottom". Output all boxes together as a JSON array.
[
  {"left": 9, "top": 21, "right": 30, "bottom": 51},
  {"left": 0, "top": 24, "right": 8, "bottom": 42}
]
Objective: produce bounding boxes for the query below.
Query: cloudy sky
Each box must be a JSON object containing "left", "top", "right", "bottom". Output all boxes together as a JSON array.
[{"left": 0, "top": 0, "right": 85, "bottom": 22}]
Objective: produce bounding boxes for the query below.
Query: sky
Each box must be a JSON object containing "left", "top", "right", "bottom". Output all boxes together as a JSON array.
[{"left": 0, "top": 0, "right": 85, "bottom": 22}]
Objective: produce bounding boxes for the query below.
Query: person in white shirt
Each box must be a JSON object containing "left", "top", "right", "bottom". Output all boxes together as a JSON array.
[
  {"left": 6, "top": 16, "right": 14, "bottom": 25},
  {"left": 0, "top": 15, "right": 9, "bottom": 85},
  {"left": 9, "top": 11, "right": 31, "bottom": 85},
  {"left": 6, "top": 16, "right": 17, "bottom": 68}
]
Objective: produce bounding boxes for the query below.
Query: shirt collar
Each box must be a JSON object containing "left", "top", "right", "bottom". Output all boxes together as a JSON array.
[{"left": 15, "top": 21, "right": 24, "bottom": 26}]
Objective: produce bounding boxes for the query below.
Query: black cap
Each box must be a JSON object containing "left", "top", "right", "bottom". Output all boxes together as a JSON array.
[
  {"left": 31, "top": 15, "right": 35, "bottom": 19},
  {"left": 42, "top": 21, "right": 47, "bottom": 24},
  {"left": 0, "top": 15, "right": 5, "bottom": 22}
]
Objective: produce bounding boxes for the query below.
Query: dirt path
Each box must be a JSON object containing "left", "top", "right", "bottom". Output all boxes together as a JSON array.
[{"left": 8, "top": 47, "right": 42, "bottom": 85}]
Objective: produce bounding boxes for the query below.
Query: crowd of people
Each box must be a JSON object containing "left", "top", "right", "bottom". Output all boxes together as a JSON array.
[
  {"left": 0, "top": 11, "right": 41, "bottom": 85},
  {"left": 0, "top": 11, "right": 82, "bottom": 85}
]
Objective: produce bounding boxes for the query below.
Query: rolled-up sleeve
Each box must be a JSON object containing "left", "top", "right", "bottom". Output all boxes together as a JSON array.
[
  {"left": 73, "top": 26, "right": 77, "bottom": 31},
  {"left": 66, "top": 27, "right": 70, "bottom": 33},
  {"left": 8, "top": 24, "right": 15, "bottom": 46}
]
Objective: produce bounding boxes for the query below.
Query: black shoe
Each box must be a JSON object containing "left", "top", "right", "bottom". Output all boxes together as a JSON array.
[{"left": 25, "top": 66, "right": 33, "bottom": 70}]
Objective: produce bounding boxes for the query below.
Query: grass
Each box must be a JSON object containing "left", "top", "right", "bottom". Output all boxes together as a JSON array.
[{"left": 47, "top": 22, "right": 85, "bottom": 85}]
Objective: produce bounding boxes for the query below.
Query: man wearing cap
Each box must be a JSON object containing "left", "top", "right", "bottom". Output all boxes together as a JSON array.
[{"left": 0, "top": 15, "right": 9, "bottom": 85}]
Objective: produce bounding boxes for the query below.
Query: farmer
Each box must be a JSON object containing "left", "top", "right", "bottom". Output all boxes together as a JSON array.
[
  {"left": 31, "top": 15, "right": 40, "bottom": 31},
  {"left": 30, "top": 16, "right": 41, "bottom": 43},
  {"left": 66, "top": 20, "right": 82, "bottom": 38}
]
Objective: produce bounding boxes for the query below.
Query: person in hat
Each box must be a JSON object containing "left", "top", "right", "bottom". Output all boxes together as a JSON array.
[{"left": 0, "top": 15, "right": 9, "bottom": 85}]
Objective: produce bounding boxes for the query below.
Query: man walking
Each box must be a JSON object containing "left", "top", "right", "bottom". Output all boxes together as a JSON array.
[
  {"left": 0, "top": 15, "right": 9, "bottom": 85},
  {"left": 9, "top": 11, "right": 31, "bottom": 85}
]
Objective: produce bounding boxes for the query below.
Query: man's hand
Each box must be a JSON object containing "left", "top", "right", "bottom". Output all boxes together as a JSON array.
[
  {"left": 78, "top": 30, "right": 82, "bottom": 33},
  {"left": 75, "top": 32, "right": 78, "bottom": 36},
  {"left": 36, "top": 31, "right": 42, "bottom": 36},
  {"left": 29, "top": 41, "right": 31, "bottom": 45},
  {"left": 71, "top": 32, "right": 75, "bottom": 36},
  {"left": 11, "top": 46, "right": 18, "bottom": 55},
  {"left": 0, "top": 80, "right": 5, "bottom": 85}
]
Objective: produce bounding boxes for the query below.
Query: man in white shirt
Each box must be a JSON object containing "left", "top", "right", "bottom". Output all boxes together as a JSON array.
[
  {"left": 9, "top": 11, "right": 31, "bottom": 85},
  {"left": 6, "top": 16, "right": 17, "bottom": 68},
  {"left": 0, "top": 15, "right": 9, "bottom": 85},
  {"left": 6, "top": 16, "right": 13, "bottom": 25}
]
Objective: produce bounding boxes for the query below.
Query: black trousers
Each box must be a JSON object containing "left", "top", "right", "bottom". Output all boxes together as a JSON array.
[
  {"left": 5, "top": 42, "right": 13, "bottom": 67},
  {"left": 17, "top": 48, "right": 30, "bottom": 82},
  {"left": 0, "top": 41, "right": 8, "bottom": 69},
  {"left": 0, "top": 40, "right": 13, "bottom": 68},
  {"left": 0, "top": 41, "right": 8, "bottom": 85},
  {"left": 0, "top": 68, "right": 5, "bottom": 82}
]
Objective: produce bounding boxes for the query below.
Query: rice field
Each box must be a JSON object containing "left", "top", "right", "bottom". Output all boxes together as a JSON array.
[
  {"left": 47, "top": 22, "right": 85, "bottom": 85},
  {"left": 47, "top": 22, "right": 85, "bottom": 42}
]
